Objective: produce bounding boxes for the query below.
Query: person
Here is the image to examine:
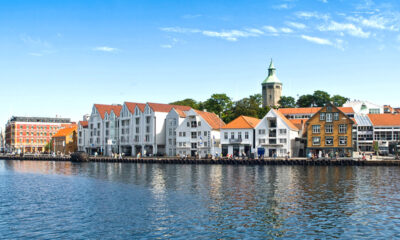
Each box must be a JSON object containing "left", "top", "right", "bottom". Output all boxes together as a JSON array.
[
  {"left": 369, "top": 153, "right": 373, "bottom": 160},
  {"left": 335, "top": 151, "right": 338, "bottom": 160},
  {"left": 119, "top": 153, "right": 122, "bottom": 159},
  {"left": 273, "top": 151, "right": 277, "bottom": 160},
  {"left": 362, "top": 154, "right": 366, "bottom": 161},
  {"left": 318, "top": 151, "right": 322, "bottom": 159}
]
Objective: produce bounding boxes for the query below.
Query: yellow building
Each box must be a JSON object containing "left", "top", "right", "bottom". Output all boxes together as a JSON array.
[
  {"left": 52, "top": 126, "right": 78, "bottom": 155},
  {"left": 306, "top": 103, "right": 354, "bottom": 158}
]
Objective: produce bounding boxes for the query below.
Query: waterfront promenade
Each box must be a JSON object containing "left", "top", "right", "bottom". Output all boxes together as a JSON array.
[{"left": 1, "top": 154, "right": 400, "bottom": 166}]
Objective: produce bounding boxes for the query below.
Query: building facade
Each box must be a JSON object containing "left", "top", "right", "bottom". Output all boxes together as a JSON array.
[
  {"left": 220, "top": 115, "right": 260, "bottom": 157},
  {"left": 262, "top": 60, "right": 282, "bottom": 107},
  {"left": 255, "top": 109, "right": 300, "bottom": 157},
  {"left": 5, "top": 116, "right": 72, "bottom": 153},
  {"left": 306, "top": 103, "right": 354, "bottom": 157},
  {"left": 175, "top": 109, "right": 225, "bottom": 157},
  {"left": 77, "top": 120, "right": 89, "bottom": 152},
  {"left": 343, "top": 100, "right": 382, "bottom": 114},
  {"left": 52, "top": 126, "right": 78, "bottom": 154}
]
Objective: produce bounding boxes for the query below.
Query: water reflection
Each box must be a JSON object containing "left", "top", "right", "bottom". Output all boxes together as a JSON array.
[{"left": 1, "top": 160, "right": 400, "bottom": 239}]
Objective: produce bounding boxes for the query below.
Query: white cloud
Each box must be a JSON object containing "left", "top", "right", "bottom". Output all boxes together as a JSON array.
[
  {"left": 296, "top": 11, "right": 330, "bottom": 20},
  {"left": 281, "top": 27, "right": 293, "bottom": 33},
  {"left": 160, "top": 27, "right": 200, "bottom": 33},
  {"left": 182, "top": 14, "right": 202, "bottom": 19},
  {"left": 246, "top": 28, "right": 264, "bottom": 35},
  {"left": 202, "top": 29, "right": 261, "bottom": 41},
  {"left": 347, "top": 14, "right": 400, "bottom": 31},
  {"left": 301, "top": 35, "right": 332, "bottom": 45},
  {"left": 263, "top": 26, "right": 278, "bottom": 33},
  {"left": 273, "top": 4, "right": 289, "bottom": 10},
  {"left": 160, "top": 44, "right": 173, "bottom": 48},
  {"left": 20, "top": 34, "right": 51, "bottom": 48},
  {"left": 318, "top": 21, "right": 370, "bottom": 38},
  {"left": 286, "top": 21, "right": 307, "bottom": 29},
  {"left": 93, "top": 46, "right": 119, "bottom": 52},
  {"left": 319, "top": 0, "right": 328, "bottom": 3},
  {"left": 28, "top": 52, "right": 43, "bottom": 57}
]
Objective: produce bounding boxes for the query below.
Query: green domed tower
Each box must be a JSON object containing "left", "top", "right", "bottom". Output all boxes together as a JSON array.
[{"left": 262, "top": 59, "right": 282, "bottom": 107}]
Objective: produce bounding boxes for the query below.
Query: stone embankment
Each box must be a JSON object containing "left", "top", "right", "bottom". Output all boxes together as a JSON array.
[{"left": 1, "top": 155, "right": 400, "bottom": 166}]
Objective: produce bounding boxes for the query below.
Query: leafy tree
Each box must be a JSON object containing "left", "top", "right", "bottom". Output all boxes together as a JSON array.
[
  {"left": 312, "top": 90, "right": 331, "bottom": 107},
  {"left": 257, "top": 106, "right": 271, "bottom": 119},
  {"left": 296, "top": 94, "right": 314, "bottom": 107},
  {"left": 44, "top": 141, "right": 53, "bottom": 152},
  {"left": 169, "top": 98, "right": 199, "bottom": 109},
  {"left": 278, "top": 96, "right": 296, "bottom": 108},
  {"left": 203, "top": 93, "right": 233, "bottom": 115},
  {"left": 249, "top": 94, "right": 263, "bottom": 107},
  {"left": 330, "top": 95, "right": 349, "bottom": 107}
]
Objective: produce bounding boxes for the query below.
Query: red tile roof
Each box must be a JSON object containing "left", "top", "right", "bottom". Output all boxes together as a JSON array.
[
  {"left": 368, "top": 114, "right": 400, "bottom": 126},
  {"left": 222, "top": 115, "right": 260, "bottom": 129},
  {"left": 53, "top": 126, "right": 77, "bottom": 138},
  {"left": 125, "top": 102, "right": 146, "bottom": 114},
  {"left": 273, "top": 109, "right": 299, "bottom": 130},
  {"left": 288, "top": 119, "right": 305, "bottom": 130},
  {"left": 194, "top": 110, "right": 226, "bottom": 130},
  {"left": 94, "top": 104, "right": 123, "bottom": 119},
  {"left": 278, "top": 107, "right": 354, "bottom": 115},
  {"left": 148, "top": 102, "right": 192, "bottom": 113},
  {"left": 79, "top": 121, "right": 88, "bottom": 128},
  {"left": 173, "top": 108, "right": 187, "bottom": 118}
]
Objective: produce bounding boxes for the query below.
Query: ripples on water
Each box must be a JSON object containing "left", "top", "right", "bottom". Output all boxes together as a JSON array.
[{"left": 1, "top": 160, "right": 400, "bottom": 239}]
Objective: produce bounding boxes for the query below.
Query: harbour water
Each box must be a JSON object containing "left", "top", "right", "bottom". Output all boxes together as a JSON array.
[{"left": 1, "top": 160, "right": 400, "bottom": 239}]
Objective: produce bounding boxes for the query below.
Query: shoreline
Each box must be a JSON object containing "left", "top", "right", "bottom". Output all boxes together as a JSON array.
[{"left": 1, "top": 155, "right": 400, "bottom": 166}]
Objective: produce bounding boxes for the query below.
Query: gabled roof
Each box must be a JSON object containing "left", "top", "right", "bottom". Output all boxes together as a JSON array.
[
  {"left": 124, "top": 102, "right": 146, "bottom": 114},
  {"left": 79, "top": 121, "right": 88, "bottom": 128},
  {"left": 194, "top": 110, "right": 226, "bottom": 130},
  {"left": 305, "top": 103, "right": 355, "bottom": 125},
  {"left": 273, "top": 109, "right": 299, "bottom": 131},
  {"left": 278, "top": 107, "right": 354, "bottom": 115},
  {"left": 173, "top": 108, "right": 187, "bottom": 118},
  {"left": 53, "top": 126, "right": 77, "bottom": 138},
  {"left": 147, "top": 102, "right": 192, "bottom": 113},
  {"left": 368, "top": 114, "right": 400, "bottom": 126},
  {"left": 94, "top": 104, "right": 123, "bottom": 119},
  {"left": 288, "top": 119, "right": 305, "bottom": 130},
  {"left": 222, "top": 115, "right": 260, "bottom": 129}
]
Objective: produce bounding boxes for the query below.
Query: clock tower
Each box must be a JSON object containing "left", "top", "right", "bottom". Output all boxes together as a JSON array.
[{"left": 262, "top": 59, "right": 282, "bottom": 107}]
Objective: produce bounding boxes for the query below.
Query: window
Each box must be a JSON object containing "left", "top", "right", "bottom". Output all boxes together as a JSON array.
[
  {"left": 136, "top": 127, "right": 139, "bottom": 133},
  {"left": 169, "top": 128, "right": 172, "bottom": 136},
  {"left": 312, "top": 137, "right": 321, "bottom": 145},
  {"left": 135, "top": 135, "right": 139, "bottom": 142},
  {"left": 198, "top": 131, "right": 201, "bottom": 136},
  {"left": 183, "top": 132, "right": 186, "bottom": 137},
  {"left": 279, "top": 138, "right": 287, "bottom": 144},
  {"left": 238, "top": 132, "right": 242, "bottom": 139},
  {"left": 122, "top": 129, "right": 125, "bottom": 134},
  {"left": 187, "top": 122, "right": 190, "bottom": 127},
  {"left": 320, "top": 113, "right": 325, "bottom": 121},
  {"left": 136, "top": 118, "right": 140, "bottom": 125},
  {"left": 258, "top": 129, "right": 265, "bottom": 134},
  {"left": 97, "top": 123, "right": 100, "bottom": 128},
  {"left": 326, "top": 113, "right": 332, "bottom": 122},
  {"left": 259, "top": 139, "right": 266, "bottom": 144},
  {"left": 191, "top": 132, "right": 197, "bottom": 139},
  {"left": 146, "top": 126, "right": 150, "bottom": 133},
  {"left": 106, "top": 122, "right": 109, "bottom": 128},
  {"left": 325, "top": 124, "right": 333, "bottom": 134},
  {"left": 145, "top": 135, "right": 150, "bottom": 142},
  {"left": 179, "top": 132, "right": 182, "bottom": 137},
  {"left": 279, "top": 129, "right": 287, "bottom": 135},
  {"left": 191, "top": 121, "right": 197, "bottom": 128},
  {"left": 312, "top": 125, "right": 320, "bottom": 134},
  {"left": 245, "top": 132, "right": 249, "bottom": 139},
  {"left": 339, "top": 136, "right": 347, "bottom": 145},
  {"left": 224, "top": 132, "right": 228, "bottom": 139},
  {"left": 339, "top": 124, "right": 347, "bottom": 134},
  {"left": 334, "top": 113, "right": 339, "bottom": 121},
  {"left": 204, "top": 131, "right": 207, "bottom": 136},
  {"left": 204, "top": 142, "right": 208, "bottom": 147},
  {"left": 327, "top": 106, "right": 332, "bottom": 112},
  {"left": 146, "top": 116, "right": 151, "bottom": 124},
  {"left": 198, "top": 121, "right": 201, "bottom": 127},
  {"left": 191, "top": 143, "right": 197, "bottom": 149},
  {"left": 231, "top": 132, "right": 234, "bottom": 139},
  {"left": 325, "top": 136, "right": 334, "bottom": 145},
  {"left": 106, "top": 130, "right": 109, "bottom": 136}
]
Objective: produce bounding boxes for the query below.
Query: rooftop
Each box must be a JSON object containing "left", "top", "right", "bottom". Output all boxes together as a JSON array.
[{"left": 222, "top": 115, "right": 260, "bottom": 129}]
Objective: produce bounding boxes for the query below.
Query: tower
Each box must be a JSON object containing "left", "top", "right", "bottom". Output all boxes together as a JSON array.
[{"left": 262, "top": 59, "right": 282, "bottom": 107}]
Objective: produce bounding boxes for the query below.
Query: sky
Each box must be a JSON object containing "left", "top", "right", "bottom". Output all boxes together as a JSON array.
[{"left": 1, "top": 0, "right": 400, "bottom": 127}]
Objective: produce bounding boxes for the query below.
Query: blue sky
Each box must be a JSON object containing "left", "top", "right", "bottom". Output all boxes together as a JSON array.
[{"left": 1, "top": 0, "right": 400, "bottom": 126}]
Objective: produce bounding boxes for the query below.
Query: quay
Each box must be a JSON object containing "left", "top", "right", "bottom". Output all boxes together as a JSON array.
[{"left": 1, "top": 155, "right": 400, "bottom": 166}]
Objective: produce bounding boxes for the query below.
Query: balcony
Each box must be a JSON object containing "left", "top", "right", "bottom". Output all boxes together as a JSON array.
[{"left": 229, "top": 138, "right": 242, "bottom": 144}]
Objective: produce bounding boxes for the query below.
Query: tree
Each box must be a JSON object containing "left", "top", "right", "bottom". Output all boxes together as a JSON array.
[
  {"left": 330, "top": 95, "right": 349, "bottom": 107},
  {"left": 278, "top": 96, "right": 296, "bottom": 108},
  {"left": 249, "top": 94, "right": 263, "bottom": 107},
  {"left": 312, "top": 90, "right": 331, "bottom": 107},
  {"left": 44, "top": 141, "right": 53, "bottom": 152},
  {"left": 257, "top": 106, "right": 271, "bottom": 119},
  {"left": 296, "top": 94, "right": 314, "bottom": 107},
  {"left": 203, "top": 93, "right": 233, "bottom": 115},
  {"left": 169, "top": 98, "right": 199, "bottom": 109}
]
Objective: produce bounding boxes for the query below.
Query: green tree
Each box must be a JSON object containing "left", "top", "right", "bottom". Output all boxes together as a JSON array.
[
  {"left": 257, "top": 106, "right": 271, "bottom": 119},
  {"left": 169, "top": 98, "right": 199, "bottom": 109},
  {"left": 203, "top": 93, "right": 233, "bottom": 115},
  {"left": 330, "top": 95, "right": 349, "bottom": 107},
  {"left": 44, "top": 141, "right": 53, "bottom": 152},
  {"left": 249, "top": 94, "right": 263, "bottom": 107},
  {"left": 296, "top": 94, "right": 314, "bottom": 107},
  {"left": 278, "top": 96, "right": 296, "bottom": 108},
  {"left": 312, "top": 90, "right": 331, "bottom": 107}
]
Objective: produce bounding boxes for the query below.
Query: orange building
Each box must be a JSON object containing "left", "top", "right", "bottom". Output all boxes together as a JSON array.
[
  {"left": 52, "top": 125, "right": 78, "bottom": 154},
  {"left": 306, "top": 103, "right": 355, "bottom": 158}
]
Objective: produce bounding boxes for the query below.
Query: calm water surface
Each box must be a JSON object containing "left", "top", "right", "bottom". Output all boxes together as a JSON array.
[{"left": 1, "top": 160, "right": 400, "bottom": 239}]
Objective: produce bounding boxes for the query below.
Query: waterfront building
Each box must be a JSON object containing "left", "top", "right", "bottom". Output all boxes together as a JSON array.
[
  {"left": 279, "top": 107, "right": 355, "bottom": 119},
  {"left": 175, "top": 109, "right": 225, "bottom": 157},
  {"left": 52, "top": 125, "right": 78, "bottom": 154},
  {"left": 87, "top": 104, "right": 122, "bottom": 156},
  {"left": 306, "top": 103, "right": 355, "bottom": 157},
  {"left": 262, "top": 59, "right": 282, "bottom": 107},
  {"left": 77, "top": 119, "right": 89, "bottom": 152},
  {"left": 353, "top": 114, "right": 373, "bottom": 151},
  {"left": 220, "top": 115, "right": 260, "bottom": 157},
  {"left": 343, "top": 100, "right": 382, "bottom": 114},
  {"left": 368, "top": 114, "right": 400, "bottom": 147},
  {"left": 255, "top": 109, "right": 300, "bottom": 157},
  {"left": 5, "top": 116, "right": 73, "bottom": 153},
  {"left": 165, "top": 108, "right": 188, "bottom": 156}
]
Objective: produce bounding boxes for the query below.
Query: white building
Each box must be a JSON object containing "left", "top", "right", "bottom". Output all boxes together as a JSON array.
[
  {"left": 77, "top": 118, "right": 90, "bottom": 152},
  {"left": 165, "top": 108, "right": 188, "bottom": 156},
  {"left": 87, "top": 104, "right": 122, "bottom": 156},
  {"left": 220, "top": 115, "right": 260, "bottom": 157},
  {"left": 255, "top": 109, "right": 300, "bottom": 157},
  {"left": 343, "top": 100, "right": 382, "bottom": 114},
  {"left": 175, "top": 109, "right": 225, "bottom": 157}
]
